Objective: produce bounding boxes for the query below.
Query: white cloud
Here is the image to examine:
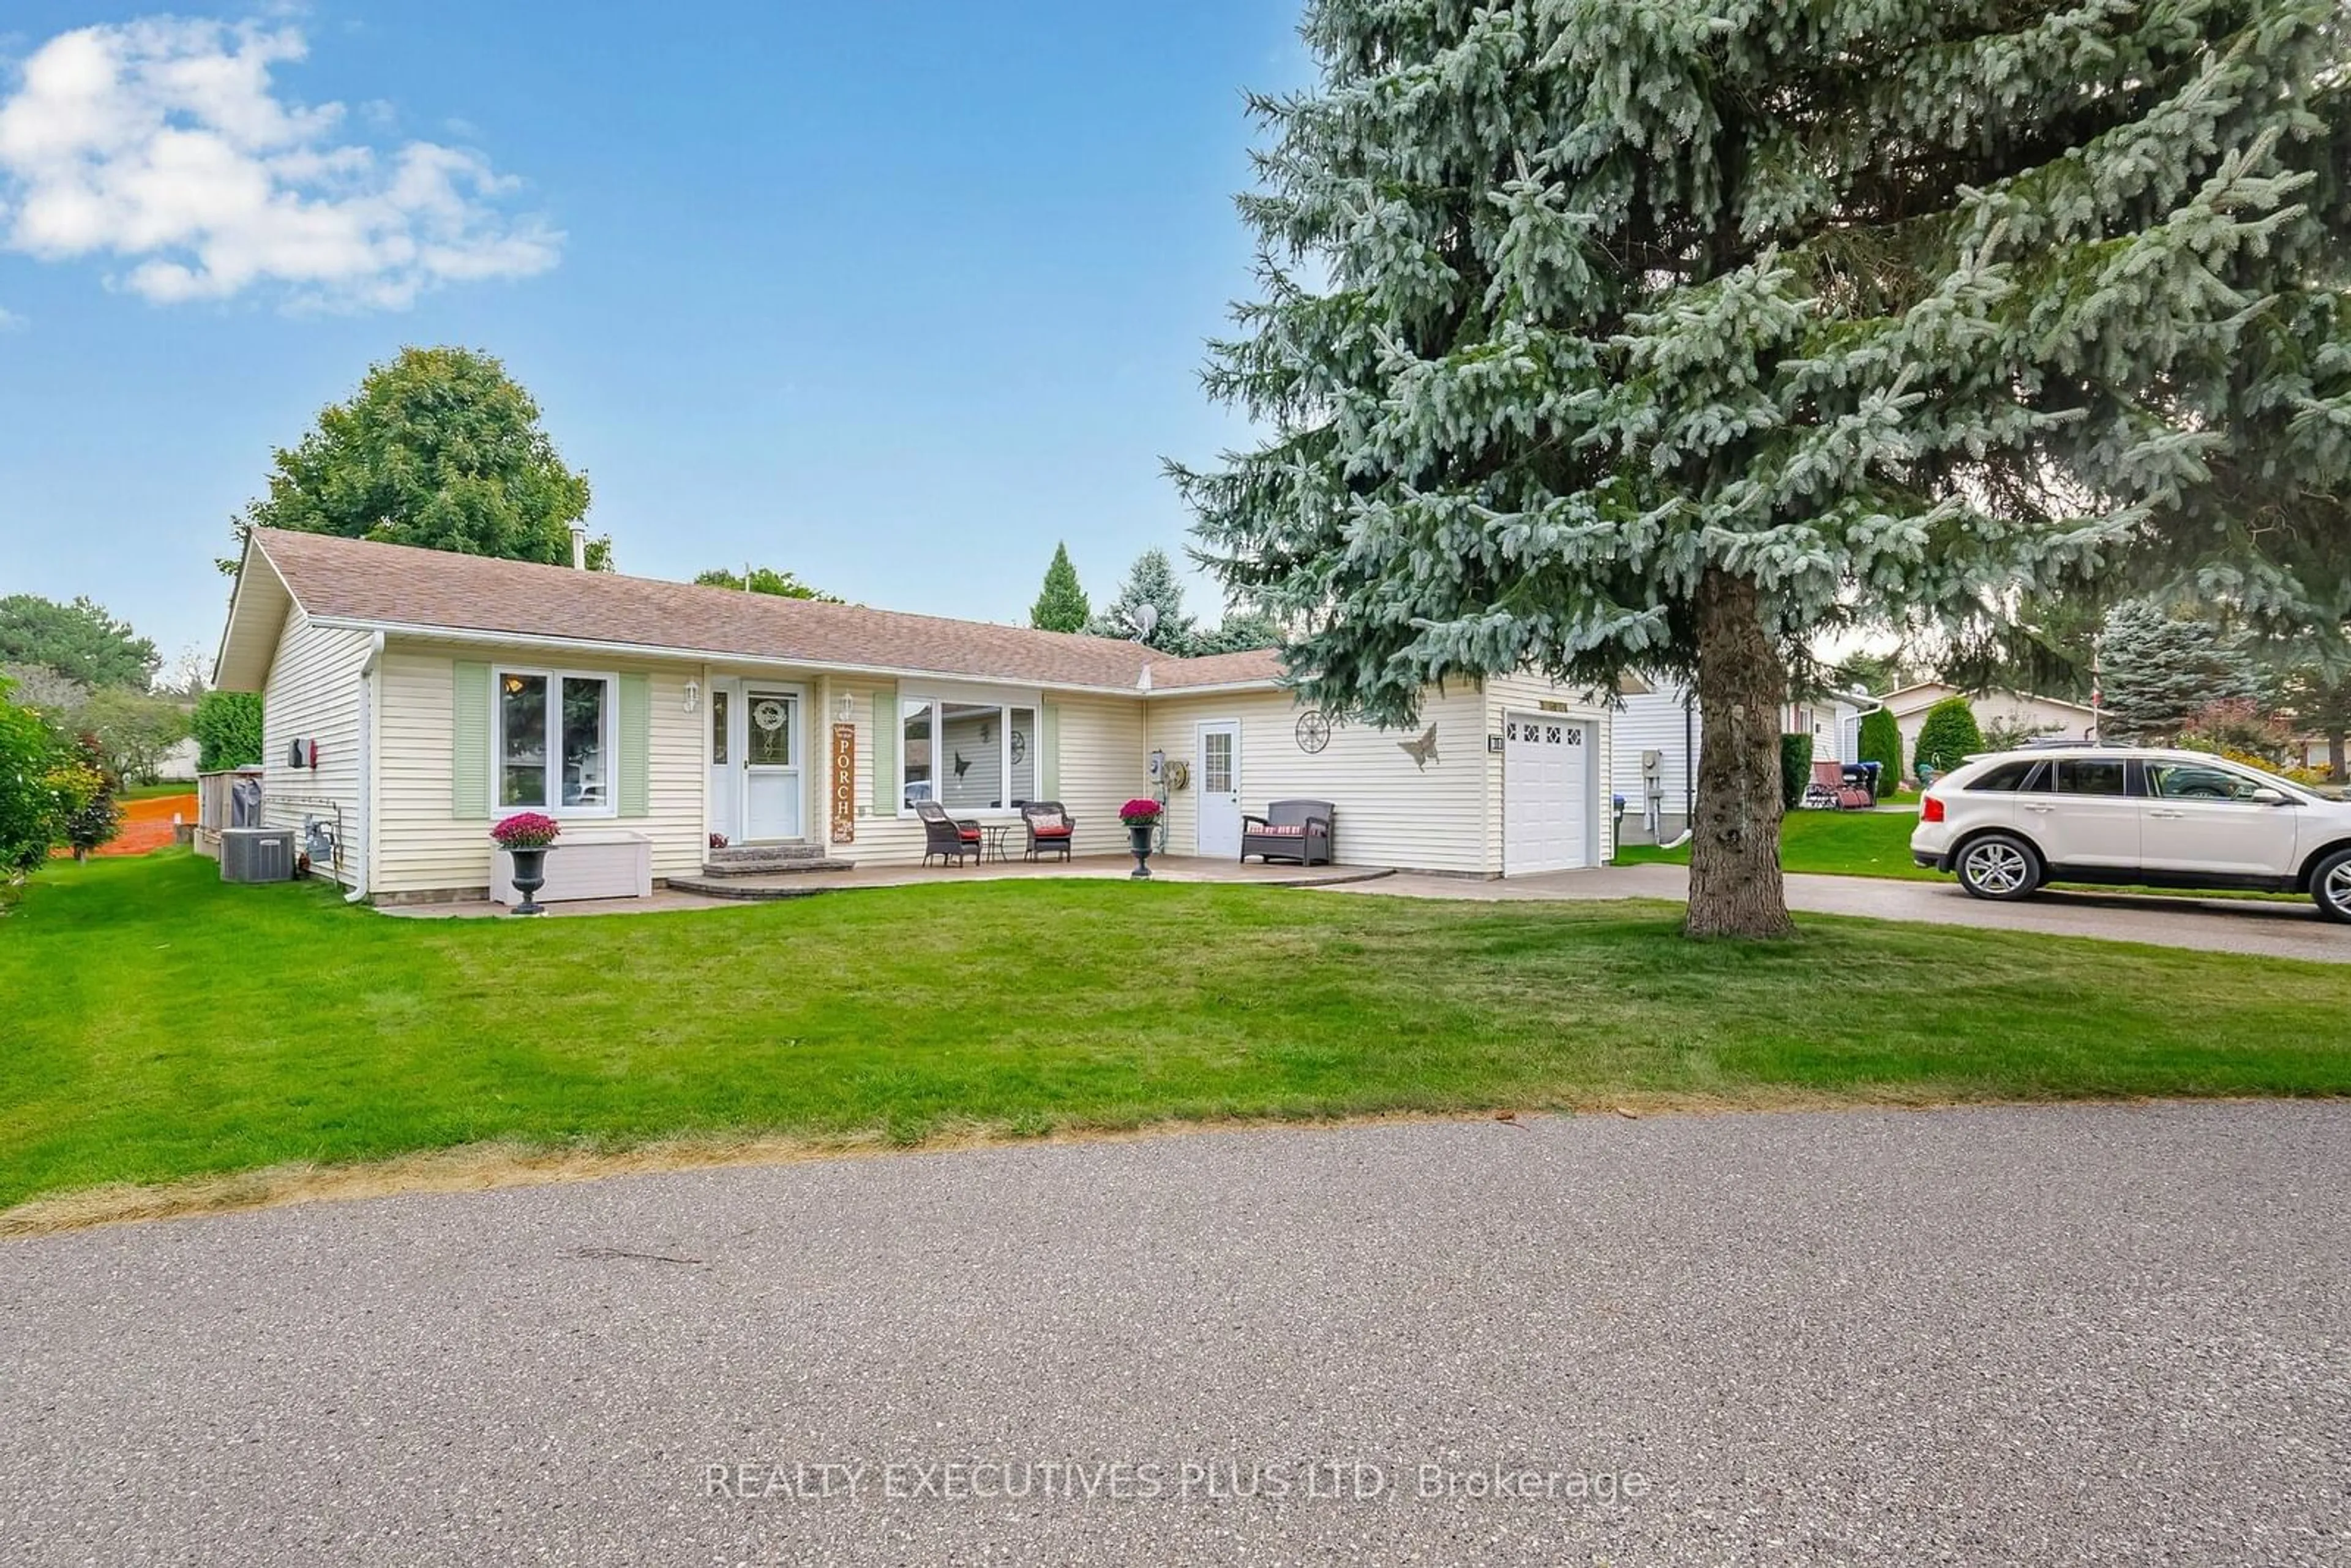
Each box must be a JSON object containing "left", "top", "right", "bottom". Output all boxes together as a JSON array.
[
  {"left": 0, "top": 304, "right": 23, "bottom": 330},
  {"left": 0, "top": 18, "right": 560, "bottom": 309}
]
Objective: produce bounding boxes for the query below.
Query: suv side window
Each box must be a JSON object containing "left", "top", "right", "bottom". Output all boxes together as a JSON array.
[
  {"left": 2053, "top": 758, "right": 2128, "bottom": 797},
  {"left": 1967, "top": 760, "right": 2044, "bottom": 792},
  {"left": 2146, "top": 761, "right": 2268, "bottom": 801}
]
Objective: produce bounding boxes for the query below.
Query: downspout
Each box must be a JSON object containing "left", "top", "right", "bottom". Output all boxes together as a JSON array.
[{"left": 347, "top": 631, "right": 384, "bottom": 903}]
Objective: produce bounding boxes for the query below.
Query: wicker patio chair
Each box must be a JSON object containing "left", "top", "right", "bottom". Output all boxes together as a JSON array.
[
  {"left": 1240, "top": 799, "right": 1334, "bottom": 866},
  {"left": 1021, "top": 800, "right": 1076, "bottom": 861},
  {"left": 915, "top": 799, "right": 983, "bottom": 866}
]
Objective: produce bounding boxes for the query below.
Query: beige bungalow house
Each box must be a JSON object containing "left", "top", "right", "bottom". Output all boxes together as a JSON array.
[
  {"left": 213, "top": 530, "right": 1614, "bottom": 903},
  {"left": 1876, "top": 681, "right": 2101, "bottom": 782}
]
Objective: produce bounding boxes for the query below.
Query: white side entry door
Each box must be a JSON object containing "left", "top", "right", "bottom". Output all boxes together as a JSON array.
[{"left": 1196, "top": 721, "right": 1242, "bottom": 858}]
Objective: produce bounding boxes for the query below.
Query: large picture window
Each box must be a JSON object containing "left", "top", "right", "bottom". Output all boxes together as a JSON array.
[
  {"left": 497, "top": 669, "right": 614, "bottom": 812},
  {"left": 899, "top": 697, "right": 1038, "bottom": 813}
]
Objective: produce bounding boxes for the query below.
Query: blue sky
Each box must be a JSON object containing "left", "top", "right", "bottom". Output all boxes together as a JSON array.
[{"left": 0, "top": 2, "right": 1304, "bottom": 672}]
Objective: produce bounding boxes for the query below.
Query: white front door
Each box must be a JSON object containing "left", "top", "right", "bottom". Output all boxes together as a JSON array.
[
  {"left": 742, "top": 688, "right": 804, "bottom": 841},
  {"left": 1504, "top": 713, "right": 1590, "bottom": 875},
  {"left": 1196, "top": 720, "right": 1242, "bottom": 858}
]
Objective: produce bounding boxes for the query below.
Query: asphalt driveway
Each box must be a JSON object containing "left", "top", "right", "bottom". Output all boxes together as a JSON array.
[
  {"left": 4, "top": 1105, "right": 2346, "bottom": 1566},
  {"left": 1344, "top": 862, "right": 2351, "bottom": 962}
]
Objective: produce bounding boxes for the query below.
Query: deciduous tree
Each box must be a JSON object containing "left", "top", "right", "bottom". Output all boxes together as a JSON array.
[
  {"left": 692, "top": 566, "right": 841, "bottom": 602},
  {"left": 231, "top": 347, "right": 606, "bottom": 570},
  {"left": 1178, "top": 1, "right": 2351, "bottom": 937}
]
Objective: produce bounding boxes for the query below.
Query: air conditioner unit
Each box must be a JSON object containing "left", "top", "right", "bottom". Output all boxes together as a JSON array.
[{"left": 220, "top": 827, "right": 296, "bottom": 883}]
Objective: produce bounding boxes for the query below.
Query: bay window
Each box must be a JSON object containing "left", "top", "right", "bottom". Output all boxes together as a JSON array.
[
  {"left": 899, "top": 697, "right": 1038, "bottom": 813},
  {"left": 497, "top": 669, "right": 614, "bottom": 813}
]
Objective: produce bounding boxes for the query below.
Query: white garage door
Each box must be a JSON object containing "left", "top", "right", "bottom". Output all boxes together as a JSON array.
[{"left": 1504, "top": 713, "right": 1591, "bottom": 876}]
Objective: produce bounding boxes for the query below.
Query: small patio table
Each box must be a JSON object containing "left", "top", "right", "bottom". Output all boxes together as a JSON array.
[{"left": 981, "top": 822, "right": 1021, "bottom": 862}]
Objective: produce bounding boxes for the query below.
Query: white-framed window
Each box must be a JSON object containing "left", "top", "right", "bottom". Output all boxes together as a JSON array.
[
  {"left": 496, "top": 667, "right": 617, "bottom": 816},
  {"left": 899, "top": 696, "right": 1038, "bottom": 814}
]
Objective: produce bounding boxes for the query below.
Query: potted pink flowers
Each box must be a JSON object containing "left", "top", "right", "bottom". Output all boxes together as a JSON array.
[
  {"left": 1118, "top": 797, "right": 1163, "bottom": 879},
  {"left": 490, "top": 811, "right": 561, "bottom": 915}
]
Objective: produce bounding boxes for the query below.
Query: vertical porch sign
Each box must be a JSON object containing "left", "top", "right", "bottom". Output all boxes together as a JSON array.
[{"left": 830, "top": 722, "right": 857, "bottom": 844}]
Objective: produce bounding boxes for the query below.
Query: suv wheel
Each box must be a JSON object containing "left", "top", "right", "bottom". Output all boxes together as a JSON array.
[
  {"left": 2312, "top": 848, "right": 2351, "bottom": 925},
  {"left": 1955, "top": 833, "right": 2042, "bottom": 901}
]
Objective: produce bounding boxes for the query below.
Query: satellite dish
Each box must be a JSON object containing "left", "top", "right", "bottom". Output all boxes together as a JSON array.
[{"left": 1132, "top": 604, "right": 1160, "bottom": 642}]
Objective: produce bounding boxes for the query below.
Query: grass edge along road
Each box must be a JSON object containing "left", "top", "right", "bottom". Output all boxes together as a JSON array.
[{"left": 6, "top": 850, "right": 2347, "bottom": 1229}]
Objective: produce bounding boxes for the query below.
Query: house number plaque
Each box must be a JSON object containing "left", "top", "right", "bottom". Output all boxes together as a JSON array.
[{"left": 830, "top": 722, "right": 857, "bottom": 844}]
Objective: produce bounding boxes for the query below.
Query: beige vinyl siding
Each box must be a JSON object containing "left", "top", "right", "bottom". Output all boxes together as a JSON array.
[
  {"left": 373, "top": 639, "right": 706, "bottom": 897},
  {"left": 1480, "top": 672, "right": 1614, "bottom": 872},
  {"left": 1141, "top": 685, "right": 1492, "bottom": 874},
  {"left": 836, "top": 683, "right": 1142, "bottom": 866},
  {"left": 258, "top": 606, "right": 374, "bottom": 887}
]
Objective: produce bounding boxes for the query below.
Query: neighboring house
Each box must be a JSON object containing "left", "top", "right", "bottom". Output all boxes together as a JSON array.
[
  {"left": 154, "top": 735, "right": 201, "bottom": 782},
  {"left": 1876, "top": 681, "right": 2100, "bottom": 781},
  {"left": 1609, "top": 678, "right": 1875, "bottom": 845},
  {"left": 212, "top": 530, "right": 1618, "bottom": 902}
]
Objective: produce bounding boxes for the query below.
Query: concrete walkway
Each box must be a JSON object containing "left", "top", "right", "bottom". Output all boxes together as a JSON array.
[
  {"left": 1338, "top": 862, "right": 2351, "bottom": 962},
  {"left": 380, "top": 855, "right": 1390, "bottom": 918},
  {"left": 5, "top": 1106, "right": 2344, "bottom": 1566}
]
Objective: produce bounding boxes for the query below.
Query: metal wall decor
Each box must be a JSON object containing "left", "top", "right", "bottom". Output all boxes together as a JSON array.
[
  {"left": 830, "top": 722, "right": 857, "bottom": 843},
  {"left": 1294, "top": 709, "right": 1332, "bottom": 753},
  {"left": 1397, "top": 724, "right": 1439, "bottom": 771}
]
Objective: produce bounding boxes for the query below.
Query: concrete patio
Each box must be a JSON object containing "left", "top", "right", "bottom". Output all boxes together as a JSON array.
[{"left": 377, "top": 854, "right": 1396, "bottom": 918}]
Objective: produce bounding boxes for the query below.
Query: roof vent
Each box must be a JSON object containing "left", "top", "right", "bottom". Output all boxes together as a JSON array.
[{"left": 568, "top": 521, "right": 587, "bottom": 570}]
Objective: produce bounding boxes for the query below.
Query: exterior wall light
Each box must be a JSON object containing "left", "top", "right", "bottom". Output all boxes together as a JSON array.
[{"left": 683, "top": 680, "right": 700, "bottom": 713}]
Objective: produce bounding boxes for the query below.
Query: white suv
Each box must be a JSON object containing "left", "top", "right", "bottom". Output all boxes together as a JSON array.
[{"left": 1911, "top": 747, "right": 2351, "bottom": 922}]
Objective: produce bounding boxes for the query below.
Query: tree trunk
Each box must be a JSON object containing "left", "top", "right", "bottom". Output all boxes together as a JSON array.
[
  {"left": 1686, "top": 568, "right": 1796, "bottom": 939},
  {"left": 2330, "top": 729, "right": 2345, "bottom": 784}
]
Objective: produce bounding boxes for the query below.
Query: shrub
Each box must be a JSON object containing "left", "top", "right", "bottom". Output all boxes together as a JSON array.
[
  {"left": 0, "top": 678, "right": 64, "bottom": 888},
  {"left": 1856, "top": 707, "right": 1902, "bottom": 789},
  {"left": 51, "top": 744, "right": 121, "bottom": 861},
  {"left": 191, "top": 691, "right": 263, "bottom": 771},
  {"left": 1913, "top": 697, "right": 1984, "bottom": 779},
  {"left": 1779, "top": 732, "right": 1814, "bottom": 810}
]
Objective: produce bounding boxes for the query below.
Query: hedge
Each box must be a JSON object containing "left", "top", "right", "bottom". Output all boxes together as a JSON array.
[
  {"left": 1858, "top": 707, "right": 1903, "bottom": 790},
  {"left": 1913, "top": 697, "right": 1984, "bottom": 779},
  {"left": 1779, "top": 732, "right": 1814, "bottom": 810}
]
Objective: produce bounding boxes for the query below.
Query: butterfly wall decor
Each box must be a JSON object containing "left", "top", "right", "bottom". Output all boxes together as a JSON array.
[
  {"left": 1398, "top": 724, "right": 1439, "bottom": 770},
  {"left": 953, "top": 751, "right": 972, "bottom": 778}
]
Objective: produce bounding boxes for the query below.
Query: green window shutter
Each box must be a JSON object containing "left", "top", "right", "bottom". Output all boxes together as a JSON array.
[
  {"left": 452, "top": 661, "right": 490, "bottom": 818},
  {"left": 618, "top": 673, "right": 651, "bottom": 817},
  {"left": 870, "top": 683, "right": 898, "bottom": 814},
  {"left": 1040, "top": 702, "right": 1062, "bottom": 799}
]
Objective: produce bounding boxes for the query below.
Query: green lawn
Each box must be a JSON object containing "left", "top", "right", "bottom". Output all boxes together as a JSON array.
[
  {"left": 1618, "top": 809, "right": 1935, "bottom": 880},
  {"left": 5, "top": 850, "right": 2347, "bottom": 1220}
]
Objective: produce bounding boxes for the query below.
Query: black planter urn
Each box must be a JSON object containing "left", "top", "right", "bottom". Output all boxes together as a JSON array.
[
  {"left": 1127, "top": 823, "right": 1155, "bottom": 879},
  {"left": 506, "top": 845, "right": 555, "bottom": 915}
]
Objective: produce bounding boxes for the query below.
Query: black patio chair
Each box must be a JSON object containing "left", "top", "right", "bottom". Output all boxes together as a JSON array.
[
  {"left": 1021, "top": 800, "right": 1076, "bottom": 862},
  {"left": 915, "top": 799, "right": 982, "bottom": 867}
]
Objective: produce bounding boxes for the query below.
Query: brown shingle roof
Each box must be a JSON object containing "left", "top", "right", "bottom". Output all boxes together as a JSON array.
[{"left": 248, "top": 529, "right": 1281, "bottom": 693}]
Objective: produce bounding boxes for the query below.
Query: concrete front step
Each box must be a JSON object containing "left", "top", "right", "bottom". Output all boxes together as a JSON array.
[
  {"left": 708, "top": 840, "right": 829, "bottom": 864},
  {"left": 695, "top": 855, "right": 856, "bottom": 878},
  {"left": 668, "top": 871, "right": 853, "bottom": 901}
]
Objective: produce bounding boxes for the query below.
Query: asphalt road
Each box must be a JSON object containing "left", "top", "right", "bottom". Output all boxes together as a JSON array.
[
  {"left": 1347, "top": 863, "right": 2351, "bottom": 962},
  {"left": 5, "top": 1106, "right": 2347, "bottom": 1566}
]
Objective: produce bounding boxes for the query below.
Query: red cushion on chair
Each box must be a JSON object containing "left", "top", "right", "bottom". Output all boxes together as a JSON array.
[
  {"left": 958, "top": 828, "right": 981, "bottom": 842},
  {"left": 1254, "top": 822, "right": 1307, "bottom": 836},
  {"left": 1033, "top": 825, "right": 1071, "bottom": 838}
]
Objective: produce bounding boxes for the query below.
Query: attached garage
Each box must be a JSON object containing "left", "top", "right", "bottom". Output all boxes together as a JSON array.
[{"left": 1501, "top": 711, "right": 1595, "bottom": 875}]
